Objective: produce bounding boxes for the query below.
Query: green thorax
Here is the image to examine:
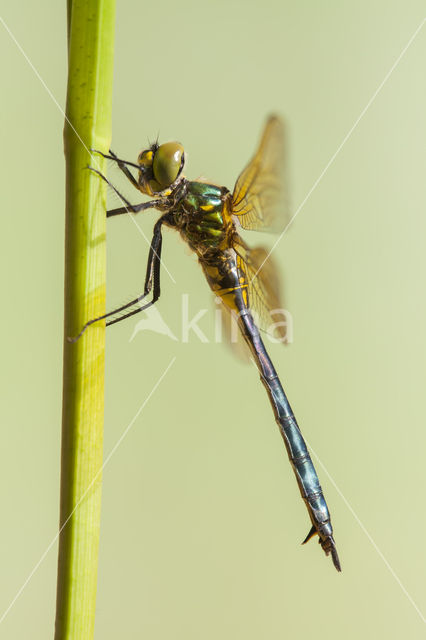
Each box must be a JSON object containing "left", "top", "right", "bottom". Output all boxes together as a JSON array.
[{"left": 173, "top": 181, "right": 231, "bottom": 250}]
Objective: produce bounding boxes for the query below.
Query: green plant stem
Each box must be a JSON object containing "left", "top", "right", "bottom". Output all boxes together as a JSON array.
[{"left": 55, "top": 1, "right": 115, "bottom": 638}]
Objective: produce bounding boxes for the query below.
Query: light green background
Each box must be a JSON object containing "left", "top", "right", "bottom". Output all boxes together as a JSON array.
[{"left": 1, "top": 1, "right": 425, "bottom": 638}]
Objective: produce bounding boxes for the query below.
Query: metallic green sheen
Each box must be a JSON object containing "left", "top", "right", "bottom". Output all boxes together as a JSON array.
[
  {"left": 176, "top": 181, "right": 227, "bottom": 249},
  {"left": 183, "top": 181, "right": 224, "bottom": 211}
]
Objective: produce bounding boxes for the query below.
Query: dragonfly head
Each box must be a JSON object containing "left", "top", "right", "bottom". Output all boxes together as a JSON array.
[{"left": 137, "top": 141, "right": 185, "bottom": 196}]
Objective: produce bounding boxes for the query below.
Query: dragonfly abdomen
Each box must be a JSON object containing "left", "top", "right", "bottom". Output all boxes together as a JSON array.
[
  {"left": 237, "top": 309, "right": 341, "bottom": 571},
  {"left": 194, "top": 243, "right": 340, "bottom": 569}
]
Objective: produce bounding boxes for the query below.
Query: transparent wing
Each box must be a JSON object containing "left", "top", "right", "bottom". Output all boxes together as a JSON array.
[
  {"left": 232, "top": 115, "right": 289, "bottom": 232},
  {"left": 232, "top": 235, "right": 289, "bottom": 343}
]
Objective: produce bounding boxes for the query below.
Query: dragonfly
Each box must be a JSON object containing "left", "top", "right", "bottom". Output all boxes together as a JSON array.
[{"left": 73, "top": 115, "right": 341, "bottom": 571}]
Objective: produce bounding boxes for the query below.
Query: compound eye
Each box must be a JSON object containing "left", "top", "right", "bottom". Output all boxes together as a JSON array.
[
  {"left": 138, "top": 149, "right": 154, "bottom": 169},
  {"left": 152, "top": 142, "right": 184, "bottom": 189}
]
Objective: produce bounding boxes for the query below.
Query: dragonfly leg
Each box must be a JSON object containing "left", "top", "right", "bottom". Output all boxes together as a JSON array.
[
  {"left": 88, "top": 165, "right": 162, "bottom": 217},
  {"left": 91, "top": 148, "right": 140, "bottom": 187},
  {"left": 106, "top": 216, "right": 164, "bottom": 326},
  {"left": 67, "top": 216, "right": 166, "bottom": 342},
  {"left": 106, "top": 200, "right": 162, "bottom": 218},
  {"left": 107, "top": 148, "right": 140, "bottom": 188}
]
